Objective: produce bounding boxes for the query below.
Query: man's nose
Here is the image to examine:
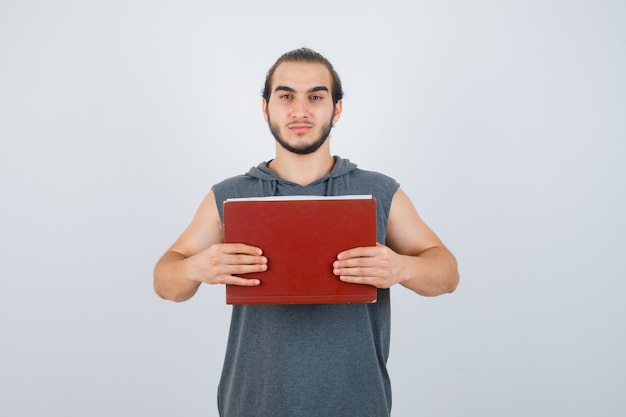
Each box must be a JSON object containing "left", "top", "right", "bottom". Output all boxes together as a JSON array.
[{"left": 291, "top": 98, "right": 309, "bottom": 118}]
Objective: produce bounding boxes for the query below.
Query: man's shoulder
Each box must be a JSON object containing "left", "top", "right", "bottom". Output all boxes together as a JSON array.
[
  {"left": 347, "top": 166, "right": 399, "bottom": 189},
  {"left": 211, "top": 169, "right": 270, "bottom": 204},
  {"left": 351, "top": 167, "right": 395, "bottom": 180},
  {"left": 213, "top": 173, "right": 254, "bottom": 188}
]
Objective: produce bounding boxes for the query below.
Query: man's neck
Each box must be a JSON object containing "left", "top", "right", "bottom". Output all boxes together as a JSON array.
[{"left": 267, "top": 150, "right": 336, "bottom": 186}]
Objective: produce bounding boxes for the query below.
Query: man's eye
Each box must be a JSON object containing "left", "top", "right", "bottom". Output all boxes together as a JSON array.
[
  {"left": 280, "top": 94, "right": 292, "bottom": 100},
  {"left": 310, "top": 95, "right": 323, "bottom": 101}
]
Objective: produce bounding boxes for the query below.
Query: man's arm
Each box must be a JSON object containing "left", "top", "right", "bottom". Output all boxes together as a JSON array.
[
  {"left": 153, "top": 191, "right": 267, "bottom": 302},
  {"left": 333, "top": 188, "right": 459, "bottom": 296}
]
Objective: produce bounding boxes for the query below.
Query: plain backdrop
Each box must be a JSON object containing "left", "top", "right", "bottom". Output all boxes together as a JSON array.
[{"left": 1, "top": 1, "right": 624, "bottom": 416}]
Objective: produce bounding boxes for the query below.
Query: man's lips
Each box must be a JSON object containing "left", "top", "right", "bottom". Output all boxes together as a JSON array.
[{"left": 288, "top": 123, "right": 313, "bottom": 133}]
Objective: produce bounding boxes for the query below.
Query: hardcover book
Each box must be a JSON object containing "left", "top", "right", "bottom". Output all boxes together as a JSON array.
[{"left": 223, "top": 195, "right": 377, "bottom": 305}]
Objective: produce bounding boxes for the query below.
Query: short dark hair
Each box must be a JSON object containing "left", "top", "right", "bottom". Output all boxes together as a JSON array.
[{"left": 262, "top": 48, "right": 344, "bottom": 104}]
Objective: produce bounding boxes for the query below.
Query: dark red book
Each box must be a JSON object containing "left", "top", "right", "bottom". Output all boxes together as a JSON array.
[{"left": 223, "top": 196, "right": 377, "bottom": 305}]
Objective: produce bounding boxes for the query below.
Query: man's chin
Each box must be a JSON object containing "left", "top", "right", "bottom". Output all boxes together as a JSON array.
[{"left": 277, "top": 137, "right": 328, "bottom": 155}]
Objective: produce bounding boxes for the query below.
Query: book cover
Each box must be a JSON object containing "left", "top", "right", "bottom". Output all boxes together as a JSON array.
[{"left": 223, "top": 196, "right": 377, "bottom": 305}]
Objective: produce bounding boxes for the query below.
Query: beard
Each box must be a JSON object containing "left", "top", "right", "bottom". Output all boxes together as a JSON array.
[{"left": 267, "top": 115, "right": 334, "bottom": 155}]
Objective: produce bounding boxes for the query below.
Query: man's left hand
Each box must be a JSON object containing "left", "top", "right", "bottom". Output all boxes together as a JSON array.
[{"left": 333, "top": 244, "right": 405, "bottom": 288}]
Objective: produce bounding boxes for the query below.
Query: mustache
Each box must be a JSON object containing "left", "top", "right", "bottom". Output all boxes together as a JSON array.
[{"left": 286, "top": 120, "right": 314, "bottom": 127}]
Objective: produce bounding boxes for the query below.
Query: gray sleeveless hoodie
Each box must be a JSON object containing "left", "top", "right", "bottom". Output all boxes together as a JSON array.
[{"left": 213, "top": 156, "right": 399, "bottom": 417}]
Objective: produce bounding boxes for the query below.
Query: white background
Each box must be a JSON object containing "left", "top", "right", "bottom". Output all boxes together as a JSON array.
[{"left": 1, "top": 1, "right": 624, "bottom": 416}]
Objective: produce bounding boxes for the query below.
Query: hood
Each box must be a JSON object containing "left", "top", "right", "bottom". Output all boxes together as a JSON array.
[{"left": 244, "top": 156, "right": 358, "bottom": 196}]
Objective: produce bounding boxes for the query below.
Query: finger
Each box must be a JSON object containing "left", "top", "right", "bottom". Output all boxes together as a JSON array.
[
  {"left": 338, "top": 274, "right": 383, "bottom": 287},
  {"left": 221, "top": 243, "right": 264, "bottom": 256},
  {"left": 220, "top": 276, "right": 262, "bottom": 286},
  {"left": 225, "top": 254, "right": 268, "bottom": 267},
  {"left": 335, "top": 268, "right": 382, "bottom": 280},
  {"left": 333, "top": 256, "right": 378, "bottom": 271},
  {"left": 336, "top": 246, "right": 379, "bottom": 260},
  {"left": 227, "top": 262, "right": 268, "bottom": 275}
]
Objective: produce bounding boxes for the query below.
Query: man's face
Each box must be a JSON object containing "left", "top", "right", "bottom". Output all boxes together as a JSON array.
[{"left": 263, "top": 62, "right": 342, "bottom": 155}]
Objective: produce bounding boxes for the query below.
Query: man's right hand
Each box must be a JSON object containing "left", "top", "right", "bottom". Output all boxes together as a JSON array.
[{"left": 183, "top": 243, "right": 267, "bottom": 286}]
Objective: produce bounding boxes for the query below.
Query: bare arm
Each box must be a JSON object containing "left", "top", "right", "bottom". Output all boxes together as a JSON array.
[
  {"left": 333, "top": 188, "right": 459, "bottom": 296},
  {"left": 153, "top": 191, "right": 267, "bottom": 302}
]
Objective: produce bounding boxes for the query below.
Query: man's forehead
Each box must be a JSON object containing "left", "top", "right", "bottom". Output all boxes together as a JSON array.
[{"left": 271, "top": 61, "right": 333, "bottom": 90}]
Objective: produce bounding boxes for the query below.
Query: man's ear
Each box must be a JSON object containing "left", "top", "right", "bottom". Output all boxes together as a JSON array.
[
  {"left": 332, "top": 99, "right": 343, "bottom": 125},
  {"left": 262, "top": 98, "right": 269, "bottom": 122}
]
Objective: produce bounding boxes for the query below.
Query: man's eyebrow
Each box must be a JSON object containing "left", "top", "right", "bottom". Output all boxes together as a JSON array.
[
  {"left": 273, "top": 85, "right": 330, "bottom": 94},
  {"left": 274, "top": 85, "right": 296, "bottom": 93},
  {"left": 308, "top": 86, "right": 329, "bottom": 93}
]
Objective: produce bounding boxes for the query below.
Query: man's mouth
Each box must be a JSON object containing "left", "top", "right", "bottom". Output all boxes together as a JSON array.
[{"left": 287, "top": 122, "right": 314, "bottom": 133}]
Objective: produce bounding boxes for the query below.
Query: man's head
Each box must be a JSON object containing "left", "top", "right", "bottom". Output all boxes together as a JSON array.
[
  {"left": 262, "top": 48, "right": 344, "bottom": 105},
  {"left": 262, "top": 48, "right": 343, "bottom": 155}
]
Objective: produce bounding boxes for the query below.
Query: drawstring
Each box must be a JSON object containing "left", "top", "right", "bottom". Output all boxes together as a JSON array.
[
  {"left": 325, "top": 176, "right": 334, "bottom": 196},
  {"left": 269, "top": 180, "right": 278, "bottom": 197}
]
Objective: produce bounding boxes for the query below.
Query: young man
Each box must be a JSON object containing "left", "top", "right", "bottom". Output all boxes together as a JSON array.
[{"left": 154, "top": 48, "right": 459, "bottom": 417}]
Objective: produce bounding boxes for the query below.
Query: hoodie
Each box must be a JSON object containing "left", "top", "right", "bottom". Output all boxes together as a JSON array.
[{"left": 212, "top": 156, "right": 400, "bottom": 417}]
